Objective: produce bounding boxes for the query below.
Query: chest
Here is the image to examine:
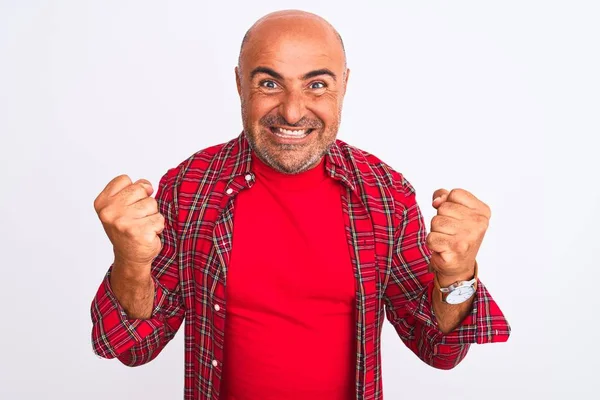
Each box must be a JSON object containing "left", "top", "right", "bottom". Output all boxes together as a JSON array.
[
  {"left": 227, "top": 179, "right": 355, "bottom": 312},
  {"left": 179, "top": 174, "right": 396, "bottom": 399},
  {"left": 182, "top": 176, "right": 396, "bottom": 303}
]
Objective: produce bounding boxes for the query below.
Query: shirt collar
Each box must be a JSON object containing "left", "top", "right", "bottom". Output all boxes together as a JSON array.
[{"left": 220, "top": 131, "right": 357, "bottom": 193}]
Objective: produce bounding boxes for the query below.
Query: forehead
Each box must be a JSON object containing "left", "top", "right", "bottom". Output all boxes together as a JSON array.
[{"left": 241, "top": 20, "right": 345, "bottom": 77}]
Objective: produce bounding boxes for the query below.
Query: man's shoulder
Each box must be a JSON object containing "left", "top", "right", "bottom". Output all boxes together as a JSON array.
[
  {"left": 333, "top": 139, "right": 416, "bottom": 198},
  {"left": 158, "top": 136, "right": 241, "bottom": 193},
  {"left": 185, "top": 136, "right": 240, "bottom": 169}
]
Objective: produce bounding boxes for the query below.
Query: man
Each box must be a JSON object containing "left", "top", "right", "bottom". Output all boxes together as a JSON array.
[{"left": 91, "top": 9, "right": 510, "bottom": 400}]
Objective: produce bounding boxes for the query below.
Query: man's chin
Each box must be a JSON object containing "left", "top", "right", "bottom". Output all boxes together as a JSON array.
[
  {"left": 257, "top": 149, "right": 322, "bottom": 175},
  {"left": 245, "top": 128, "right": 330, "bottom": 174}
]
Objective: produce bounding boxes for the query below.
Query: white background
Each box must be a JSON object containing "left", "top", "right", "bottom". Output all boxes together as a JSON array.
[{"left": 1, "top": 1, "right": 598, "bottom": 399}]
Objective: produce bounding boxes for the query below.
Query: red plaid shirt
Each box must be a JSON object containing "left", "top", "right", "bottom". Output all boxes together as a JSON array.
[{"left": 91, "top": 132, "right": 510, "bottom": 400}]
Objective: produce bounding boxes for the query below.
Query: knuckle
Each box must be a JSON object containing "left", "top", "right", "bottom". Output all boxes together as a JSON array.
[
  {"left": 135, "top": 197, "right": 154, "bottom": 213},
  {"left": 426, "top": 233, "right": 433, "bottom": 245},
  {"left": 117, "top": 174, "right": 132, "bottom": 183},
  {"left": 442, "top": 252, "right": 455, "bottom": 265},
  {"left": 111, "top": 175, "right": 132, "bottom": 190},
  {"left": 448, "top": 188, "right": 464, "bottom": 202},
  {"left": 485, "top": 204, "right": 492, "bottom": 219},
  {"left": 122, "top": 185, "right": 146, "bottom": 201},
  {"left": 426, "top": 233, "right": 438, "bottom": 248},
  {"left": 149, "top": 197, "right": 158, "bottom": 212},
  {"left": 97, "top": 207, "right": 112, "bottom": 222},
  {"left": 152, "top": 214, "right": 164, "bottom": 231},
  {"left": 133, "top": 184, "right": 147, "bottom": 197},
  {"left": 154, "top": 236, "right": 164, "bottom": 253},
  {"left": 93, "top": 196, "right": 101, "bottom": 212},
  {"left": 129, "top": 226, "right": 144, "bottom": 241},
  {"left": 457, "top": 241, "right": 470, "bottom": 253},
  {"left": 145, "top": 204, "right": 159, "bottom": 218},
  {"left": 475, "top": 214, "right": 489, "bottom": 227},
  {"left": 438, "top": 216, "right": 450, "bottom": 228},
  {"left": 113, "top": 216, "right": 130, "bottom": 233},
  {"left": 143, "top": 231, "right": 157, "bottom": 244},
  {"left": 446, "top": 218, "right": 458, "bottom": 231},
  {"left": 438, "top": 202, "right": 451, "bottom": 213}
]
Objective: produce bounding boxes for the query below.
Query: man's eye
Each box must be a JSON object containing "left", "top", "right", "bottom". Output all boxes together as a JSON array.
[
  {"left": 260, "top": 80, "right": 278, "bottom": 89},
  {"left": 310, "top": 82, "right": 326, "bottom": 89}
]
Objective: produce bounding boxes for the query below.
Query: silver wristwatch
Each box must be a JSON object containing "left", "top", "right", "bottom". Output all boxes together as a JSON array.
[{"left": 439, "top": 278, "right": 477, "bottom": 305}]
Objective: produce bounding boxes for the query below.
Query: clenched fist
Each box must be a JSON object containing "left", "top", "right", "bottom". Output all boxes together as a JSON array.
[
  {"left": 427, "top": 188, "right": 491, "bottom": 287},
  {"left": 93, "top": 174, "right": 165, "bottom": 275}
]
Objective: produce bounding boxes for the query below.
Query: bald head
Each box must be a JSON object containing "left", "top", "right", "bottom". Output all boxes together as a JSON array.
[{"left": 238, "top": 10, "right": 346, "bottom": 71}]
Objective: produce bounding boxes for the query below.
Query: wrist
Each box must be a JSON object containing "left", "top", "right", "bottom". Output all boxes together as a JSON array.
[
  {"left": 434, "top": 260, "right": 478, "bottom": 288},
  {"left": 113, "top": 255, "right": 152, "bottom": 280},
  {"left": 110, "top": 266, "right": 154, "bottom": 301},
  {"left": 112, "top": 259, "right": 153, "bottom": 286},
  {"left": 437, "top": 272, "right": 473, "bottom": 288}
]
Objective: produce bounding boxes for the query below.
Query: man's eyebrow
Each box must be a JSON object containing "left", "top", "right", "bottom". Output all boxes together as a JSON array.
[
  {"left": 250, "top": 66, "right": 283, "bottom": 80},
  {"left": 250, "top": 67, "right": 338, "bottom": 82},
  {"left": 302, "top": 69, "right": 337, "bottom": 81}
]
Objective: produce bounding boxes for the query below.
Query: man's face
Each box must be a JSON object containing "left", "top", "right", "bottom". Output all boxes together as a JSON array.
[{"left": 236, "top": 19, "right": 349, "bottom": 174}]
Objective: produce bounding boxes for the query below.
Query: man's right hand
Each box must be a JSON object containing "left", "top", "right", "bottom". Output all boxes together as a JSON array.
[{"left": 94, "top": 174, "right": 166, "bottom": 279}]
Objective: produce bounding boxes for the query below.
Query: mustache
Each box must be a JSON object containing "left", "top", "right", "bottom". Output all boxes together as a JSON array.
[{"left": 260, "top": 114, "right": 324, "bottom": 129}]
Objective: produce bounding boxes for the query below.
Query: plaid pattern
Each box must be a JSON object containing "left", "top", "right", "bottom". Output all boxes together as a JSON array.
[{"left": 91, "top": 132, "right": 510, "bottom": 400}]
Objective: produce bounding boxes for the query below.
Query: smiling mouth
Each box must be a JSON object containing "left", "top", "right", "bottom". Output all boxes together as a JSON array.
[{"left": 269, "top": 126, "right": 315, "bottom": 138}]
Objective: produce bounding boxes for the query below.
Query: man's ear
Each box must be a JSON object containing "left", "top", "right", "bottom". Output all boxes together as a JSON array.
[
  {"left": 235, "top": 66, "right": 242, "bottom": 97},
  {"left": 342, "top": 68, "right": 350, "bottom": 96}
]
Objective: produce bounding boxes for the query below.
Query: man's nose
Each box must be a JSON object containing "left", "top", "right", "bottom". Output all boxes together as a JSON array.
[{"left": 278, "top": 90, "right": 306, "bottom": 126}]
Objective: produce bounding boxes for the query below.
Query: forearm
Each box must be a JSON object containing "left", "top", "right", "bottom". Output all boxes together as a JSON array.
[
  {"left": 91, "top": 260, "right": 185, "bottom": 365},
  {"left": 431, "top": 268, "right": 475, "bottom": 334},
  {"left": 109, "top": 259, "right": 155, "bottom": 319},
  {"left": 432, "top": 288, "right": 474, "bottom": 334}
]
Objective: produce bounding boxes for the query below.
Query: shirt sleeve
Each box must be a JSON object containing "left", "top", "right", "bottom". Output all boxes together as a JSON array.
[
  {"left": 90, "top": 167, "right": 185, "bottom": 367},
  {"left": 383, "top": 176, "right": 511, "bottom": 370}
]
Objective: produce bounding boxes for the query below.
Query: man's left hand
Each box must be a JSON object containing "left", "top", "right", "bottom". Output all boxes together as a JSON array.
[{"left": 427, "top": 188, "right": 491, "bottom": 286}]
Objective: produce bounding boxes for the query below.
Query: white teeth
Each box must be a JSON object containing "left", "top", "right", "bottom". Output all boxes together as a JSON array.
[{"left": 277, "top": 127, "right": 306, "bottom": 136}]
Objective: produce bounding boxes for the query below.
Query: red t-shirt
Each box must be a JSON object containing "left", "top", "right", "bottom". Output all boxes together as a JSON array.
[{"left": 220, "top": 151, "right": 356, "bottom": 400}]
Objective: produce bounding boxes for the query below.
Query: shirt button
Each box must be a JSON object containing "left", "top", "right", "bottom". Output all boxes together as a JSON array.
[
  {"left": 226, "top": 188, "right": 233, "bottom": 195},
  {"left": 245, "top": 173, "right": 253, "bottom": 181},
  {"left": 212, "top": 359, "right": 218, "bottom": 367},
  {"left": 214, "top": 304, "right": 220, "bottom": 312}
]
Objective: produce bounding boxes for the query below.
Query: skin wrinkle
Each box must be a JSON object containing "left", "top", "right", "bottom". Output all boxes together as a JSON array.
[{"left": 236, "top": 10, "right": 349, "bottom": 174}]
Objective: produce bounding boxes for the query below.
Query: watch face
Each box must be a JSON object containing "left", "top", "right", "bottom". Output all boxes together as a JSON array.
[{"left": 446, "top": 286, "right": 476, "bottom": 305}]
